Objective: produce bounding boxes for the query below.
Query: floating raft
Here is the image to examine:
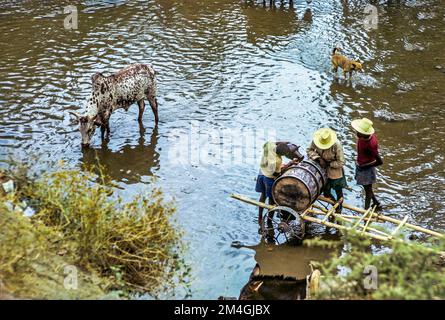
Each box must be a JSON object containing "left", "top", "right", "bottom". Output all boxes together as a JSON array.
[{"left": 231, "top": 193, "right": 445, "bottom": 244}]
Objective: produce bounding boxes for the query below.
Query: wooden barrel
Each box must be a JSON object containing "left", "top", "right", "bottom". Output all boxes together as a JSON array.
[{"left": 272, "top": 160, "right": 327, "bottom": 212}]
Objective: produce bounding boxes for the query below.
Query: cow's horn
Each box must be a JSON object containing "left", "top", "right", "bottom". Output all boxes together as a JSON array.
[{"left": 252, "top": 281, "right": 263, "bottom": 292}]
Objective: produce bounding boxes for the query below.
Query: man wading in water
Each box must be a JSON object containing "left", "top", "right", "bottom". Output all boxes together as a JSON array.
[
  {"left": 255, "top": 141, "right": 303, "bottom": 226},
  {"left": 352, "top": 118, "right": 383, "bottom": 211},
  {"left": 307, "top": 128, "right": 346, "bottom": 213}
]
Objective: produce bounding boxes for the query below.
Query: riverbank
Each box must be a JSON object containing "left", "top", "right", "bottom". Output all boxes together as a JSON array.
[
  {"left": 307, "top": 231, "right": 445, "bottom": 299},
  {"left": 0, "top": 163, "right": 189, "bottom": 299}
]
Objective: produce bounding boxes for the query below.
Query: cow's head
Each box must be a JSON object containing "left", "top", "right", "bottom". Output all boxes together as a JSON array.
[{"left": 70, "top": 112, "right": 101, "bottom": 147}]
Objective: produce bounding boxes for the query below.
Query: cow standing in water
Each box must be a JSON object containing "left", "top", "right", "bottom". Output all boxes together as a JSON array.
[{"left": 70, "top": 64, "right": 159, "bottom": 147}]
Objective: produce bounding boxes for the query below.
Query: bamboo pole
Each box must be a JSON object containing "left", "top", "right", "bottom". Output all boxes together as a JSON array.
[
  {"left": 303, "top": 208, "right": 390, "bottom": 241},
  {"left": 311, "top": 204, "right": 380, "bottom": 222},
  {"left": 308, "top": 208, "right": 326, "bottom": 215},
  {"left": 318, "top": 196, "right": 445, "bottom": 238},
  {"left": 309, "top": 208, "right": 390, "bottom": 238},
  {"left": 390, "top": 215, "right": 409, "bottom": 238},
  {"left": 361, "top": 208, "right": 375, "bottom": 235},
  {"left": 311, "top": 203, "right": 331, "bottom": 215},
  {"left": 231, "top": 193, "right": 445, "bottom": 256},
  {"left": 322, "top": 202, "right": 340, "bottom": 222},
  {"left": 231, "top": 194, "right": 275, "bottom": 210},
  {"left": 300, "top": 207, "right": 310, "bottom": 218},
  {"left": 231, "top": 193, "right": 444, "bottom": 239},
  {"left": 313, "top": 208, "right": 445, "bottom": 256},
  {"left": 353, "top": 207, "right": 373, "bottom": 229},
  {"left": 301, "top": 214, "right": 390, "bottom": 241},
  {"left": 336, "top": 215, "right": 379, "bottom": 222}
]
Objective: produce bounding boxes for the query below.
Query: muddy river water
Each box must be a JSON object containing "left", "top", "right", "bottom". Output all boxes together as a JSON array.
[{"left": 0, "top": 0, "right": 444, "bottom": 298}]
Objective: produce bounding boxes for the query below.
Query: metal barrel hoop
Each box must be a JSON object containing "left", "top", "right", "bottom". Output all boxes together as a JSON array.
[
  {"left": 302, "top": 159, "right": 327, "bottom": 186},
  {"left": 293, "top": 165, "right": 319, "bottom": 202}
]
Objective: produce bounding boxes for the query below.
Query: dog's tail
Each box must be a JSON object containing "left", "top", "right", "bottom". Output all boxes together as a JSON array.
[{"left": 332, "top": 47, "right": 340, "bottom": 55}]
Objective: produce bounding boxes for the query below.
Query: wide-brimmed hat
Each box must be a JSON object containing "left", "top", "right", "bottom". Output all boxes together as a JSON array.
[
  {"left": 351, "top": 118, "right": 375, "bottom": 135},
  {"left": 313, "top": 128, "right": 337, "bottom": 150}
]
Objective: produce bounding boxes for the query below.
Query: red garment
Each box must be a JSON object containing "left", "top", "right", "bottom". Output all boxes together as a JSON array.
[{"left": 357, "top": 134, "right": 379, "bottom": 166}]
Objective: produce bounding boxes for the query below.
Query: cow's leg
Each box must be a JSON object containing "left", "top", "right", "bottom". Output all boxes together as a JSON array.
[
  {"left": 137, "top": 100, "right": 145, "bottom": 123},
  {"left": 100, "top": 113, "right": 111, "bottom": 140},
  {"left": 105, "top": 120, "right": 110, "bottom": 139},
  {"left": 148, "top": 96, "right": 159, "bottom": 125},
  {"left": 101, "top": 125, "right": 106, "bottom": 140}
]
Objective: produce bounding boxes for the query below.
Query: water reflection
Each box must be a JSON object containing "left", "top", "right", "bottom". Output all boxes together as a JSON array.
[
  {"left": 80, "top": 124, "right": 159, "bottom": 184},
  {"left": 252, "top": 236, "right": 339, "bottom": 278},
  {"left": 302, "top": 8, "right": 313, "bottom": 24},
  {"left": 329, "top": 76, "right": 355, "bottom": 95},
  {"left": 235, "top": 235, "right": 340, "bottom": 299},
  {"left": 242, "top": 2, "right": 303, "bottom": 45}
]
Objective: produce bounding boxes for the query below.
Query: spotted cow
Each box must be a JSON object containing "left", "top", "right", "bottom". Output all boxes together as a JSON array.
[{"left": 70, "top": 64, "right": 158, "bottom": 147}]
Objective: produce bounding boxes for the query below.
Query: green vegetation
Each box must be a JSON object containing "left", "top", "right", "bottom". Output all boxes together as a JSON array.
[
  {"left": 306, "top": 231, "right": 445, "bottom": 300},
  {"left": 0, "top": 162, "right": 190, "bottom": 299}
]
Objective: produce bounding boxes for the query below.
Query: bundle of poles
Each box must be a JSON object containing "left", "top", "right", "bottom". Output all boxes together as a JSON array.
[{"left": 231, "top": 193, "right": 444, "bottom": 245}]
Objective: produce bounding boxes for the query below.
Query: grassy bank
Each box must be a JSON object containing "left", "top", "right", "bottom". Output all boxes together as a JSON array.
[
  {"left": 306, "top": 231, "right": 445, "bottom": 299},
  {"left": 0, "top": 163, "right": 189, "bottom": 299}
]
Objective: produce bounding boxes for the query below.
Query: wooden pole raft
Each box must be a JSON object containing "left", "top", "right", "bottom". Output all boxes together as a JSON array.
[
  {"left": 231, "top": 193, "right": 445, "bottom": 241},
  {"left": 318, "top": 196, "right": 444, "bottom": 239}
]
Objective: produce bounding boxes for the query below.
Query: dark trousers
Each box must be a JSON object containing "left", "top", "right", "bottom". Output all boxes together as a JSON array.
[
  {"left": 323, "top": 185, "right": 344, "bottom": 212},
  {"left": 363, "top": 184, "right": 380, "bottom": 210}
]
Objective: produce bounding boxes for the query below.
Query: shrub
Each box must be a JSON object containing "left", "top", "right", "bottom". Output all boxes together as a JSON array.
[
  {"left": 0, "top": 199, "right": 109, "bottom": 299},
  {"left": 306, "top": 231, "right": 445, "bottom": 300},
  {"left": 0, "top": 163, "right": 190, "bottom": 299}
]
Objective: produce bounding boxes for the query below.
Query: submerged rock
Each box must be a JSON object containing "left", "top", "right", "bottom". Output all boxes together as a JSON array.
[
  {"left": 434, "top": 65, "right": 445, "bottom": 73},
  {"left": 231, "top": 240, "right": 244, "bottom": 248},
  {"left": 396, "top": 81, "right": 417, "bottom": 93},
  {"left": 374, "top": 109, "right": 420, "bottom": 122},
  {"left": 417, "top": 12, "right": 436, "bottom": 20},
  {"left": 403, "top": 42, "right": 425, "bottom": 52}
]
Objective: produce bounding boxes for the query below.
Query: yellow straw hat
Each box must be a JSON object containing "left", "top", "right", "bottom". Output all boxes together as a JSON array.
[
  {"left": 313, "top": 128, "right": 337, "bottom": 150},
  {"left": 351, "top": 118, "right": 375, "bottom": 135}
]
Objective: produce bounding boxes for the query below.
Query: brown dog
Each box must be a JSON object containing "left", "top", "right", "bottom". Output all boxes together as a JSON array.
[{"left": 331, "top": 48, "right": 363, "bottom": 78}]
